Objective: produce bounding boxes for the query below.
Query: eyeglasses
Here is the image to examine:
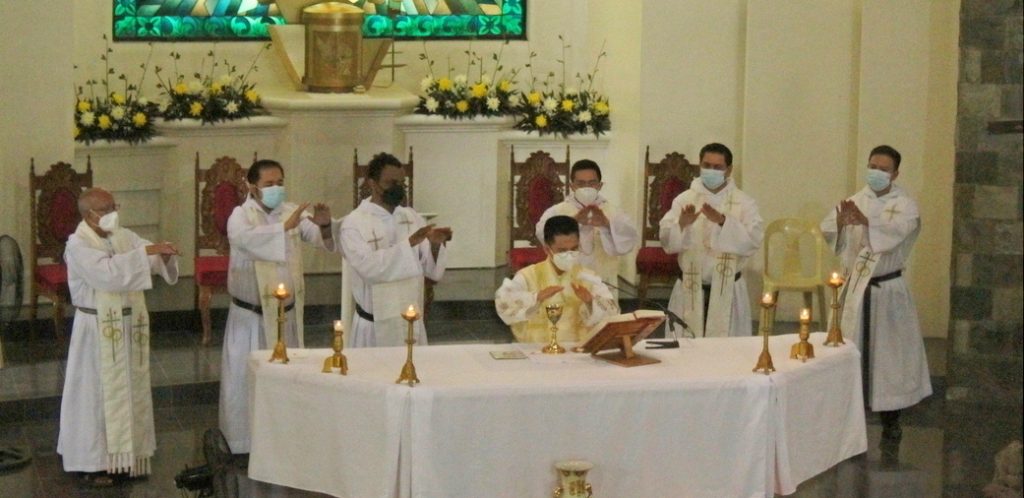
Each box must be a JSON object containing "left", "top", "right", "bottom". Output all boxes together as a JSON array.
[
  {"left": 91, "top": 203, "right": 120, "bottom": 215},
  {"left": 572, "top": 180, "right": 602, "bottom": 188}
]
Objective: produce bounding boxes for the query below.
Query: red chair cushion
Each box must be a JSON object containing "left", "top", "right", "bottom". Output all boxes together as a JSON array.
[
  {"left": 508, "top": 247, "right": 547, "bottom": 273},
  {"left": 526, "top": 176, "right": 556, "bottom": 225},
  {"left": 50, "top": 189, "right": 81, "bottom": 242},
  {"left": 213, "top": 182, "right": 240, "bottom": 236},
  {"left": 636, "top": 247, "right": 681, "bottom": 276},
  {"left": 35, "top": 263, "right": 68, "bottom": 290},
  {"left": 659, "top": 176, "right": 688, "bottom": 219},
  {"left": 195, "top": 256, "right": 229, "bottom": 287}
]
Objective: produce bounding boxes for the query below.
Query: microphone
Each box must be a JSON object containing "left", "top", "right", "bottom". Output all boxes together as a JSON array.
[{"left": 601, "top": 280, "right": 693, "bottom": 345}]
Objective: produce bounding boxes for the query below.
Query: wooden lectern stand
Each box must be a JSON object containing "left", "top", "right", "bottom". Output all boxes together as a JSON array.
[{"left": 580, "top": 311, "right": 667, "bottom": 367}]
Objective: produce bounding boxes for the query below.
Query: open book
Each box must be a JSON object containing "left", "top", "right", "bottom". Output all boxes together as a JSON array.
[
  {"left": 579, "top": 310, "right": 667, "bottom": 367},
  {"left": 581, "top": 310, "right": 666, "bottom": 345}
]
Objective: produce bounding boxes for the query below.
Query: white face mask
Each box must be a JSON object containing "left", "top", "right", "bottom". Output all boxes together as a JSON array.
[
  {"left": 866, "top": 169, "right": 892, "bottom": 192},
  {"left": 551, "top": 250, "right": 580, "bottom": 272},
  {"left": 573, "top": 187, "right": 600, "bottom": 206},
  {"left": 97, "top": 211, "right": 120, "bottom": 232},
  {"left": 700, "top": 168, "right": 727, "bottom": 190}
]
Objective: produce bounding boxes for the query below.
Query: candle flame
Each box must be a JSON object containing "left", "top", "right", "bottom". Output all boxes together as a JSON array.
[
  {"left": 800, "top": 309, "right": 811, "bottom": 320},
  {"left": 333, "top": 320, "right": 343, "bottom": 332},
  {"left": 277, "top": 283, "right": 285, "bottom": 292},
  {"left": 831, "top": 272, "right": 840, "bottom": 280},
  {"left": 762, "top": 293, "right": 773, "bottom": 305},
  {"left": 407, "top": 305, "right": 416, "bottom": 314}
]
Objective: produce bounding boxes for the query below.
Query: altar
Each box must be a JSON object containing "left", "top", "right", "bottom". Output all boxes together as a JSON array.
[{"left": 247, "top": 332, "right": 867, "bottom": 498}]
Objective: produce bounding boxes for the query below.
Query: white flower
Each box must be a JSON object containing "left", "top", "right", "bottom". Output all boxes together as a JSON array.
[
  {"left": 543, "top": 97, "right": 558, "bottom": 112},
  {"left": 480, "top": 74, "right": 492, "bottom": 85},
  {"left": 225, "top": 101, "right": 240, "bottom": 114},
  {"left": 79, "top": 112, "right": 95, "bottom": 126},
  {"left": 158, "top": 100, "right": 169, "bottom": 113},
  {"left": 454, "top": 74, "right": 468, "bottom": 85},
  {"left": 110, "top": 106, "right": 126, "bottom": 120},
  {"left": 420, "top": 76, "right": 434, "bottom": 92},
  {"left": 565, "top": 86, "right": 578, "bottom": 96},
  {"left": 576, "top": 110, "right": 592, "bottom": 123},
  {"left": 188, "top": 80, "right": 204, "bottom": 94},
  {"left": 425, "top": 97, "right": 439, "bottom": 112},
  {"left": 507, "top": 94, "right": 521, "bottom": 106},
  {"left": 486, "top": 97, "right": 500, "bottom": 111},
  {"left": 219, "top": 74, "right": 234, "bottom": 85},
  {"left": 138, "top": 97, "right": 149, "bottom": 106}
]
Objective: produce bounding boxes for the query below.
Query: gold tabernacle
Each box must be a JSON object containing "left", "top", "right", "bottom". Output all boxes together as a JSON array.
[
  {"left": 790, "top": 308, "right": 815, "bottom": 362},
  {"left": 322, "top": 320, "right": 348, "bottom": 374}
]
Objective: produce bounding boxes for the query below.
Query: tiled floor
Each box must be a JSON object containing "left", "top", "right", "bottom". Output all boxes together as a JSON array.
[{"left": 0, "top": 269, "right": 1019, "bottom": 497}]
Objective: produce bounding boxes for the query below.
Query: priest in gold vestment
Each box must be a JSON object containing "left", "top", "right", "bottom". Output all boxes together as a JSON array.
[{"left": 495, "top": 216, "right": 618, "bottom": 343}]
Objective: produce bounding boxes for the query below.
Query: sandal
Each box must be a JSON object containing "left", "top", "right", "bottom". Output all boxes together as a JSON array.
[{"left": 81, "top": 472, "right": 116, "bottom": 488}]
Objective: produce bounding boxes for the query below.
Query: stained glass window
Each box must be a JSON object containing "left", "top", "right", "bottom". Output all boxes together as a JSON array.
[{"left": 113, "top": 0, "right": 526, "bottom": 41}]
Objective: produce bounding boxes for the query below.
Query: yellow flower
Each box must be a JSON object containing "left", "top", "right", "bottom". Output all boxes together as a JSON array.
[
  {"left": 97, "top": 115, "right": 112, "bottom": 130},
  {"left": 111, "top": 93, "right": 126, "bottom": 105},
  {"left": 210, "top": 82, "right": 223, "bottom": 95},
  {"left": 561, "top": 99, "right": 574, "bottom": 112},
  {"left": 245, "top": 89, "right": 259, "bottom": 104},
  {"left": 470, "top": 83, "right": 488, "bottom": 98},
  {"left": 437, "top": 77, "right": 453, "bottom": 91},
  {"left": 499, "top": 80, "right": 512, "bottom": 92},
  {"left": 455, "top": 100, "right": 470, "bottom": 113},
  {"left": 527, "top": 92, "right": 542, "bottom": 105},
  {"left": 593, "top": 101, "right": 610, "bottom": 115},
  {"left": 76, "top": 100, "right": 91, "bottom": 113},
  {"left": 534, "top": 115, "right": 548, "bottom": 128},
  {"left": 190, "top": 101, "right": 204, "bottom": 116},
  {"left": 132, "top": 112, "right": 148, "bottom": 127},
  {"left": 173, "top": 82, "right": 189, "bottom": 95}
]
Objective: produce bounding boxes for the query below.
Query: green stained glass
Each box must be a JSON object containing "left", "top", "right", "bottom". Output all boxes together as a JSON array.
[{"left": 113, "top": 0, "right": 525, "bottom": 41}]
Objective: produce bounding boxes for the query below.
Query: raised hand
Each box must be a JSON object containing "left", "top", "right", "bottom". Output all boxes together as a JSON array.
[
  {"left": 571, "top": 282, "right": 593, "bottom": 304},
  {"left": 409, "top": 224, "right": 435, "bottom": 247},
  {"left": 427, "top": 226, "right": 453, "bottom": 246},
  {"left": 311, "top": 203, "right": 332, "bottom": 227},
  {"left": 586, "top": 206, "right": 610, "bottom": 227},
  {"left": 536, "top": 285, "right": 564, "bottom": 303},
  {"left": 284, "top": 202, "right": 311, "bottom": 230},
  {"left": 678, "top": 204, "right": 699, "bottom": 229},
  {"left": 700, "top": 203, "right": 726, "bottom": 226},
  {"left": 838, "top": 200, "right": 867, "bottom": 227},
  {"left": 146, "top": 241, "right": 179, "bottom": 262},
  {"left": 574, "top": 206, "right": 593, "bottom": 225}
]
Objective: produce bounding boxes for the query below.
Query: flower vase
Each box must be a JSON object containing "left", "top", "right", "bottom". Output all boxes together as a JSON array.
[{"left": 553, "top": 460, "right": 594, "bottom": 498}]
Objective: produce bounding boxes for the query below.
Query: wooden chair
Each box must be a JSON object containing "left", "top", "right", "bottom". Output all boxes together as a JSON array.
[
  {"left": 29, "top": 158, "right": 93, "bottom": 338},
  {"left": 194, "top": 153, "right": 249, "bottom": 345},
  {"left": 353, "top": 147, "right": 414, "bottom": 209},
  {"left": 507, "top": 146, "right": 571, "bottom": 273},
  {"left": 635, "top": 147, "right": 698, "bottom": 301}
]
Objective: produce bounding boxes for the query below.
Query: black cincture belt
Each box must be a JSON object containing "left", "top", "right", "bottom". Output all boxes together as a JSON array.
[
  {"left": 355, "top": 303, "right": 375, "bottom": 322},
  {"left": 231, "top": 297, "right": 294, "bottom": 315},
  {"left": 700, "top": 272, "right": 743, "bottom": 291},
  {"left": 862, "top": 269, "right": 903, "bottom": 408},
  {"left": 77, "top": 307, "right": 132, "bottom": 316}
]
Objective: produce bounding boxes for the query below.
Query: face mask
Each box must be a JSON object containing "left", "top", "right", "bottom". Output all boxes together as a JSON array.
[
  {"left": 866, "top": 169, "right": 891, "bottom": 192},
  {"left": 260, "top": 185, "right": 286, "bottom": 209},
  {"left": 382, "top": 184, "right": 406, "bottom": 207},
  {"left": 574, "top": 187, "right": 600, "bottom": 206},
  {"left": 97, "top": 211, "right": 120, "bottom": 232},
  {"left": 700, "top": 168, "right": 727, "bottom": 190},
  {"left": 551, "top": 250, "right": 580, "bottom": 272}
]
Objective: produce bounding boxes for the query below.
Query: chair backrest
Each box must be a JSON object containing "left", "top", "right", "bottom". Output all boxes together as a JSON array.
[
  {"left": 30, "top": 158, "right": 93, "bottom": 265},
  {"left": 195, "top": 154, "right": 249, "bottom": 257},
  {"left": 353, "top": 147, "right": 414, "bottom": 209},
  {"left": 762, "top": 218, "right": 829, "bottom": 288},
  {"left": 641, "top": 147, "right": 697, "bottom": 246},
  {"left": 509, "top": 146, "right": 571, "bottom": 249}
]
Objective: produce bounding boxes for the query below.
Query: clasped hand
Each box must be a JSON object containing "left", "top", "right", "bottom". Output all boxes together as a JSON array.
[
  {"left": 575, "top": 205, "right": 610, "bottom": 227},
  {"left": 836, "top": 200, "right": 868, "bottom": 228}
]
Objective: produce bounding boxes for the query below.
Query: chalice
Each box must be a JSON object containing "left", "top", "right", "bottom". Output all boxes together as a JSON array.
[{"left": 542, "top": 303, "right": 566, "bottom": 354}]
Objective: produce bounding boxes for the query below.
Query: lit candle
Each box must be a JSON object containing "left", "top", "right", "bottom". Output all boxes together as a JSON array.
[
  {"left": 402, "top": 304, "right": 418, "bottom": 320},
  {"left": 800, "top": 308, "right": 811, "bottom": 323},
  {"left": 274, "top": 283, "right": 287, "bottom": 297},
  {"left": 334, "top": 320, "right": 343, "bottom": 332},
  {"left": 828, "top": 272, "right": 844, "bottom": 286},
  {"left": 762, "top": 293, "right": 774, "bottom": 306}
]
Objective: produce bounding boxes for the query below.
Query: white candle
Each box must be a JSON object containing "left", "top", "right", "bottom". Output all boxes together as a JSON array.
[
  {"left": 800, "top": 309, "right": 811, "bottom": 322},
  {"left": 762, "top": 293, "right": 774, "bottom": 306},
  {"left": 333, "top": 320, "right": 343, "bottom": 332}
]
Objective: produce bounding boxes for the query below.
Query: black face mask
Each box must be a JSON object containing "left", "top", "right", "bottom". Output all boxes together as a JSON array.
[{"left": 382, "top": 184, "right": 406, "bottom": 207}]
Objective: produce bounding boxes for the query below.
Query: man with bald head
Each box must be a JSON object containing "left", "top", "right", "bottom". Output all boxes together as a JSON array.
[{"left": 57, "top": 188, "right": 179, "bottom": 485}]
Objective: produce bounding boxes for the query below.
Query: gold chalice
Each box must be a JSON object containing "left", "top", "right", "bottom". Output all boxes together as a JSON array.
[{"left": 542, "top": 303, "right": 566, "bottom": 354}]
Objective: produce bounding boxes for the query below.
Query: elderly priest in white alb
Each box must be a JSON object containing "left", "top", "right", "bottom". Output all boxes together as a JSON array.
[
  {"left": 339, "top": 152, "right": 450, "bottom": 347},
  {"left": 58, "top": 188, "right": 180, "bottom": 484},
  {"left": 821, "top": 145, "right": 931, "bottom": 456},
  {"left": 659, "top": 143, "right": 764, "bottom": 338},
  {"left": 220, "top": 159, "right": 336, "bottom": 454}
]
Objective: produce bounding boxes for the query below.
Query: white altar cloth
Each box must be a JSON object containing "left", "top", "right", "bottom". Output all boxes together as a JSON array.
[{"left": 247, "top": 333, "right": 866, "bottom": 498}]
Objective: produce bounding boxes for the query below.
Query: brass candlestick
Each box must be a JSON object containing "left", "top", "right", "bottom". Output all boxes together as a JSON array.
[
  {"left": 395, "top": 305, "right": 421, "bottom": 386},
  {"left": 542, "top": 303, "right": 566, "bottom": 354},
  {"left": 824, "top": 272, "right": 846, "bottom": 347},
  {"left": 322, "top": 320, "right": 348, "bottom": 374},
  {"left": 269, "top": 283, "right": 290, "bottom": 364},
  {"left": 790, "top": 309, "right": 815, "bottom": 362},
  {"left": 753, "top": 293, "right": 776, "bottom": 375}
]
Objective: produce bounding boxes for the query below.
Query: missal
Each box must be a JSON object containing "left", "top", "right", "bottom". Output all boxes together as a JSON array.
[{"left": 579, "top": 310, "right": 667, "bottom": 367}]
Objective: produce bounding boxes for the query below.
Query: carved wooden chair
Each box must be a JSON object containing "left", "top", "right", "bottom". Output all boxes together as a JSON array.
[
  {"left": 636, "top": 147, "right": 698, "bottom": 301},
  {"left": 29, "top": 158, "right": 93, "bottom": 338},
  {"left": 194, "top": 153, "right": 250, "bottom": 345},
  {"left": 507, "top": 146, "right": 571, "bottom": 274},
  {"left": 353, "top": 147, "right": 414, "bottom": 209}
]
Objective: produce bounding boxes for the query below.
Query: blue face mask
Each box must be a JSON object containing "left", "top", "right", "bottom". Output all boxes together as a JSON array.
[
  {"left": 260, "top": 185, "right": 286, "bottom": 209},
  {"left": 866, "top": 169, "right": 891, "bottom": 192},
  {"left": 700, "top": 168, "right": 727, "bottom": 190}
]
